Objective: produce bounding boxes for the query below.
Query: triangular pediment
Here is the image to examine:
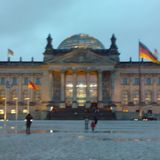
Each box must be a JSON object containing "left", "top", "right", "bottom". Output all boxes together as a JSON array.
[{"left": 46, "top": 49, "right": 115, "bottom": 64}]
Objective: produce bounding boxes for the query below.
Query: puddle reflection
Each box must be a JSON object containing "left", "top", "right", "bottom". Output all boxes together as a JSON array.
[
  {"left": 100, "top": 137, "right": 160, "bottom": 142},
  {"left": 0, "top": 127, "right": 160, "bottom": 142}
]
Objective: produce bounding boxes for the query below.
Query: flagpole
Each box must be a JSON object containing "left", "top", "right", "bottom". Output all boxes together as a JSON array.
[
  {"left": 138, "top": 41, "right": 143, "bottom": 119},
  {"left": 25, "top": 82, "right": 30, "bottom": 114}
]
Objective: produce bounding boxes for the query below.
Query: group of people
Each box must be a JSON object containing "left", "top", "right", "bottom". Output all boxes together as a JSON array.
[
  {"left": 25, "top": 114, "right": 98, "bottom": 134},
  {"left": 85, "top": 116, "right": 98, "bottom": 132}
]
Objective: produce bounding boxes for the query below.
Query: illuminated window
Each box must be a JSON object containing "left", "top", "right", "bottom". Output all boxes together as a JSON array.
[
  {"left": 0, "top": 110, "right": 4, "bottom": 114},
  {"left": 145, "top": 90, "right": 152, "bottom": 104},
  {"left": 89, "top": 73, "right": 97, "bottom": 101},
  {"left": 133, "top": 91, "right": 139, "bottom": 104},
  {"left": 122, "top": 91, "right": 129, "bottom": 105},
  {"left": 23, "top": 109, "right": 28, "bottom": 113},
  {"left": 11, "top": 109, "right": 16, "bottom": 114},
  {"left": 76, "top": 72, "right": 86, "bottom": 99},
  {"left": 10, "top": 90, "right": 18, "bottom": 100},
  {"left": 0, "top": 90, "right": 5, "bottom": 99},
  {"left": 65, "top": 74, "right": 73, "bottom": 98}
]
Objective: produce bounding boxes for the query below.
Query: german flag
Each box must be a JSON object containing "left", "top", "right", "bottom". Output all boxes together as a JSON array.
[
  {"left": 28, "top": 81, "right": 39, "bottom": 90},
  {"left": 139, "top": 41, "right": 159, "bottom": 63}
]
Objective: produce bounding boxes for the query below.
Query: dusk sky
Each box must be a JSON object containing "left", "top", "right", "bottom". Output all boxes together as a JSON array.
[{"left": 0, "top": 0, "right": 159, "bottom": 61}]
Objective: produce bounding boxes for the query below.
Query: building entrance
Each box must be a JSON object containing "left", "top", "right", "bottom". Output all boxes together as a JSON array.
[
  {"left": 65, "top": 71, "right": 97, "bottom": 107},
  {"left": 77, "top": 83, "right": 86, "bottom": 106}
]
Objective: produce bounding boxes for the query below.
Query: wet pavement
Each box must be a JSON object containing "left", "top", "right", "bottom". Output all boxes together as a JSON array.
[{"left": 0, "top": 120, "right": 160, "bottom": 160}]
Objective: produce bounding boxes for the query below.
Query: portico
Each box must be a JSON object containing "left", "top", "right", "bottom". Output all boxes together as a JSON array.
[{"left": 49, "top": 69, "right": 109, "bottom": 108}]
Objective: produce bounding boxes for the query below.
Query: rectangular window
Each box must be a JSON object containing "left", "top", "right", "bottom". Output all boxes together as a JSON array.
[
  {"left": 35, "top": 78, "right": 41, "bottom": 85},
  {"left": 23, "top": 77, "right": 29, "bottom": 85},
  {"left": 145, "top": 78, "right": 152, "bottom": 85},
  {"left": 0, "top": 77, "right": 5, "bottom": 85},
  {"left": 121, "top": 78, "right": 128, "bottom": 85},
  {"left": 133, "top": 78, "right": 139, "bottom": 85},
  {"left": 12, "top": 77, "right": 17, "bottom": 85}
]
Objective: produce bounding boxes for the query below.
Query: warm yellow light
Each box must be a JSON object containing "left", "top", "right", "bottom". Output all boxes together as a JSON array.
[
  {"left": 11, "top": 109, "right": 16, "bottom": 114},
  {"left": 123, "top": 109, "right": 128, "bottom": 112},
  {"left": 50, "top": 106, "right": 53, "bottom": 111},
  {"left": 13, "top": 97, "right": 18, "bottom": 100},
  {"left": 66, "top": 84, "right": 73, "bottom": 87},
  {"left": 89, "top": 84, "right": 97, "bottom": 87},
  {"left": 23, "top": 109, "right": 28, "bottom": 113},
  {"left": 0, "top": 110, "right": 4, "bottom": 114},
  {"left": 76, "top": 84, "right": 87, "bottom": 88},
  {"left": 24, "top": 97, "right": 30, "bottom": 100}
]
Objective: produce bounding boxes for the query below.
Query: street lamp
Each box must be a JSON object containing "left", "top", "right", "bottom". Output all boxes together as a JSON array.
[
  {"left": 25, "top": 97, "right": 30, "bottom": 113},
  {"left": 2, "top": 98, "right": 7, "bottom": 121},
  {"left": 13, "top": 97, "right": 18, "bottom": 121}
]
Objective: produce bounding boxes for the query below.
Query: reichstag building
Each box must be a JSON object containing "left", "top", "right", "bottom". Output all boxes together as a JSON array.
[{"left": 0, "top": 33, "right": 160, "bottom": 119}]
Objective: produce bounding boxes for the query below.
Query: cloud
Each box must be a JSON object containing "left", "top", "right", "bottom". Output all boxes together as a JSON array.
[
  {"left": 0, "top": 0, "right": 75, "bottom": 36},
  {"left": 0, "top": 0, "right": 160, "bottom": 61}
]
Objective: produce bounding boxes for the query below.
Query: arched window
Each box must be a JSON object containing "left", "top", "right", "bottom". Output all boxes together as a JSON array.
[
  {"left": 133, "top": 91, "right": 139, "bottom": 105},
  {"left": 122, "top": 91, "right": 129, "bottom": 105},
  {"left": 145, "top": 90, "right": 152, "bottom": 104}
]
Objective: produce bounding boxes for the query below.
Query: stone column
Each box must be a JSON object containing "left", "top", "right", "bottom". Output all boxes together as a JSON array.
[
  {"left": 98, "top": 70, "right": 103, "bottom": 108},
  {"left": 86, "top": 71, "right": 90, "bottom": 108},
  {"left": 49, "top": 71, "right": 53, "bottom": 101},
  {"left": 141, "top": 77, "right": 145, "bottom": 103},
  {"left": 111, "top": 72, "right": 122, "bottom": 112},
  {"left": 60, "top": 70, "right": 65, "bottom": 108},
  {"left": 129, "top": 75, "right": 132, "bottom": 104},
  {"left": 72, "top": 70, "right": 77, "bottom": 108},
  {"left": 18, "top": 75, "right": 22, "bottom": 101},
  {"left": 153, "top": 76, "right": 157, "bottom": 103}
]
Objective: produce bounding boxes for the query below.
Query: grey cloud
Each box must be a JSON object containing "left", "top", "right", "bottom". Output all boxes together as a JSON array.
[
  {"left": 0, "top": 0, "right": 75, "bottom": 36},
  {"left": 0, "top": 0, "right": 160, "bottom": 61}
]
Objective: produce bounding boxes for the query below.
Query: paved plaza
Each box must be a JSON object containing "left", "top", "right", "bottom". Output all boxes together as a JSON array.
[{"left": 0, "top": 120, "right": 160, "bottom": 160}]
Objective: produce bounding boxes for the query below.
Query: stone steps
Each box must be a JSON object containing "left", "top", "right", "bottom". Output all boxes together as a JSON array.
[{"left": 47, "top": 108, "right": 116, "bottom": 120}]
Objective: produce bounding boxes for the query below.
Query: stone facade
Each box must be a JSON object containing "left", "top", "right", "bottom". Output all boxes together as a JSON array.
[{"left": 0, "top": 34, "right": 160, "bottom": 120}]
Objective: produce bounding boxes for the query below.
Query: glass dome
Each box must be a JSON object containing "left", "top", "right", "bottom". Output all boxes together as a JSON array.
[{"left": 58, "top": 34, "right": 105, "bottom": 49}]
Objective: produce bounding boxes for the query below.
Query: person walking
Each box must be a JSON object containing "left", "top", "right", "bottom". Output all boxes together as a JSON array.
[
  {"left": 25, "top": 113, "right": 33, "bottom": 134},
  {"left": 94, "top": 116, "right": 98, "bottom": 125},
  {"left": 91, "top": 120, "right": 96, "bottom": 132}
]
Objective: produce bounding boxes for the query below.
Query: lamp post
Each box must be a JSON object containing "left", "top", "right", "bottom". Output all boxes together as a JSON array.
[
  {"left": 25, "top": 98, "right": 30, "bottom": 113},
  {"left": 13, "top": 97, "right": 18, "bottom": 120},
  {"left": 2, "top": 98, "right": 7, "bottom": 121}
]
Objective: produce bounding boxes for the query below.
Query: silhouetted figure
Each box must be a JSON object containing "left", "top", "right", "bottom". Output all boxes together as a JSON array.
[
  {"left": 94, "top": 116, "right": 98, "bottom": 125},
  {"left": 91, "top": 120, "right": 96, "bottom": 132},
  {"left": 25, "top": 113, "right": 33, "bottom": 134},
  {"left": 84, "top": 118, "right": 89, "bottom": 130}
]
